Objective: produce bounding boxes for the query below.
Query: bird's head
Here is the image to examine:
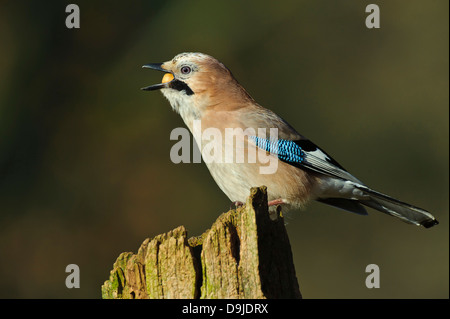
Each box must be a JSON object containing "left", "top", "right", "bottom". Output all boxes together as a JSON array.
[{"left": 142, "top": 52, "right": 253, "bottom": 125}]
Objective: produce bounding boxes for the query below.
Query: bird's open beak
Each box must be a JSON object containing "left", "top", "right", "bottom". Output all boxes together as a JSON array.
[{"left": 141, "top": 63, "right": 174, "bottom": 91}]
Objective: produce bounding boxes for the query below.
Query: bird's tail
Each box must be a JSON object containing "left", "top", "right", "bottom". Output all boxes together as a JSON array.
[{"left": 355, "top": 185, "right": 438, "bottom": 228}]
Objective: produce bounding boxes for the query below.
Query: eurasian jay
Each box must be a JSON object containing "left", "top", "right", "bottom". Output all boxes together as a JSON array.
[{"left": 142, "top": 52, "right": 438, "bottom": 228}]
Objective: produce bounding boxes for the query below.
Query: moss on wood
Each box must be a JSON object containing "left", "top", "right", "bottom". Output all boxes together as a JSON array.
[{"left": 101, "top": 186, "right": 301, "bottom": 299}]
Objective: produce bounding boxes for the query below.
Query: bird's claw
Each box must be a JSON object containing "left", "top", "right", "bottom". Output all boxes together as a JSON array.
[{"left": 230, "top": 201, "right": 244, "bottom": 210}]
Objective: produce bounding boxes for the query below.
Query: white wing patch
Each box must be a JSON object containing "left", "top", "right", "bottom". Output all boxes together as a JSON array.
[
  {"left": 307, "top": 148, "right": 331, "bottom": 162},
  {"left": 302, "top": 149, "right": 363, "bottom": 184}
]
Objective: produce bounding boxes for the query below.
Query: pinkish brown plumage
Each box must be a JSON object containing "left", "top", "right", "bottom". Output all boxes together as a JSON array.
[{"left": 142, "top": 52, "right": 438, "bottom": 228}]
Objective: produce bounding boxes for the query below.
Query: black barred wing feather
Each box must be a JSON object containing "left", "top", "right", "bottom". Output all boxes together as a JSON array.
[{"left": 249, "top": 137, "right": 362, "bottom": 184}]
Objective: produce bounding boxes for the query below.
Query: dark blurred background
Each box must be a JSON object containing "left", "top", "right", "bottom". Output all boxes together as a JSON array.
[{"left": 0, "top": 0, "right": 448, "bottom": 298}]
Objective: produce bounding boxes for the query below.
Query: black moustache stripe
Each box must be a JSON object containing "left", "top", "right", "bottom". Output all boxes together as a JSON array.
[{"left": 170, "top": 79, "right": 194, "bottom": 96}]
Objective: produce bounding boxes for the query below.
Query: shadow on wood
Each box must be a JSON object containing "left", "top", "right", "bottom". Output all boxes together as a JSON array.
[{"left": 101, "top": 186, "right": 301, "bottom": 299}]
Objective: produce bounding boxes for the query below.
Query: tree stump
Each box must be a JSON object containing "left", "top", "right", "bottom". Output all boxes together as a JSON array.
[{"left": 101, "top": 186, "right": 301, "bottom": 299}]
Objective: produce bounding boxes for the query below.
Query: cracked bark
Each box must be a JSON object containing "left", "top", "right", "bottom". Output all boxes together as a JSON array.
[{"left": 101, "top": 186, "right": 302, "bottom": 299}]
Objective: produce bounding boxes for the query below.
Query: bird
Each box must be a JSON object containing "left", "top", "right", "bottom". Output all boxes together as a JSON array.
[{"left": 141, "top": 52, "right": 438, "bottom": 228}]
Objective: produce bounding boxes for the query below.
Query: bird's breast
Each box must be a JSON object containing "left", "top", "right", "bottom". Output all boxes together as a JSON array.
[{"left": 190, "top": 121, "right": 316, "bottom": 208}]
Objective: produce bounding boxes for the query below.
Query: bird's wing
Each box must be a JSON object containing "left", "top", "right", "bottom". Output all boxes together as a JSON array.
[
  {"left": 249, "top": 136, "right": 362, "bottom": 184},
  {"left": 241, "top": 105, "right": 362, "bottom": 183}
]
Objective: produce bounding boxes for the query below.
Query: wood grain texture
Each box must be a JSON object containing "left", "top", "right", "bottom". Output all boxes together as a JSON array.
[{"left": 101, "top": 186, "right": 301, "bottom": 299}]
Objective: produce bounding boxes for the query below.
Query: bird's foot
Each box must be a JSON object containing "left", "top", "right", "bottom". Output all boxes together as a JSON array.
[
  {"left": 230, "top": 200, "right": 244, "bottom": 210},
  {"left": 268, "top": 199, "right": 285, "bottom": 206},
  {"left": 267, "top": 199, "right": 285, "bottom": 220}
]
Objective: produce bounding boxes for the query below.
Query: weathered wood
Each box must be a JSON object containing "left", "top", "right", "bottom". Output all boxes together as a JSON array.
[{"left": 101, "top": 186, "right": 301, "bottom": 299}]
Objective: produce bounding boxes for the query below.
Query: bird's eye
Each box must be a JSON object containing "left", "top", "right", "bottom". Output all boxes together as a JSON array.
[{"left": 180, "top": 66, "right": 192, "bottom": 74}]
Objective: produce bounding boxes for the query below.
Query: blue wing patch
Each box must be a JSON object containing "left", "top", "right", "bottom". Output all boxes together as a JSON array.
[
  {"left": 249, "top": 136, "right": 362, "bottom": 183},
  {"left": 249, "top": 136, "right": 305, "bottom": 164}
]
